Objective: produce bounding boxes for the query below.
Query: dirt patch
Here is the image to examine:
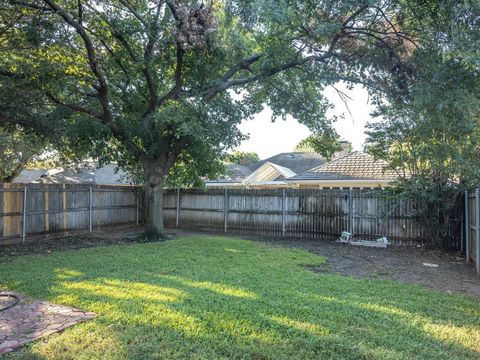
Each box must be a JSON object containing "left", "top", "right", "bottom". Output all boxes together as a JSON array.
[
  {"left": 1, "top": 227, "right": 479, "bottom": 298},
  {"left": 0, "top": 225, "right": 145, "bottom": 260},
  {"left": 167, "top": 229, "right": 480, "bottom": 298},
  {"left": 254, "top": 236, "right": 480, "bottom": 298}
]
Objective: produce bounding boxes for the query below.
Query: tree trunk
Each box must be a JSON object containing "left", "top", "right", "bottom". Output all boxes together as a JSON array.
[
  {"left": 3, "top": 156, "right": 30, "bottom": 183},
  {"left": 142, "top": 158, "right": 168, "bottom": 240}
]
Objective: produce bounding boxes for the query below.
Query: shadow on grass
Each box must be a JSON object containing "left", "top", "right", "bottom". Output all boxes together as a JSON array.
[{"left": 2, "top": 236, "right": 480, "bottom": 359}]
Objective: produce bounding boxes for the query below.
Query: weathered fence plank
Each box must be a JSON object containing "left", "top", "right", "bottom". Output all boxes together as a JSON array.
[
  {"left": 2, "top": 185, "right": 469, "bottom": 252},
  {"left": 459, "top": 189, "right": 480, "bottom": 274},
  {"left": 0, "top": 184, "right": 140, "bottom": 245},
  {"left": 167, "top": 188, "right": 435, "bottom": 246},
  {"left": 476, "top": 189, "right": 480, "bottom": 275}
]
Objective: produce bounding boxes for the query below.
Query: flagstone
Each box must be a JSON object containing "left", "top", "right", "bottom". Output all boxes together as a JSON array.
[{"left": 0, "top": 292, "right": 96, "bottom": 354}]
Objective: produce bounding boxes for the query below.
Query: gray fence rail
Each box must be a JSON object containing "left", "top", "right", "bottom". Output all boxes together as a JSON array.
[
  {"left": 163, "top": 188, "right": 431, "bottom": 246},
  {"left": 0, "top": 183, "right": 140, "bottom": 244}
]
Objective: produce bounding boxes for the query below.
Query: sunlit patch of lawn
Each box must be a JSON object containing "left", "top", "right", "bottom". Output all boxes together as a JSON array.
[{"left": 1, "top": 236, "right": 480, "bottom": 359}]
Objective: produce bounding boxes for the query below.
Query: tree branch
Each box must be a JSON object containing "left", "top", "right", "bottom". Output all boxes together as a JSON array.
[
  {"left": 156, "top": 46, "right": 184, "bottom": 108},
  {"left": 143, "top": 14, "right": 162, "bottom": 113},
  {"left": 77, "top": 0, "right": 83, "bottom": 25},
  {"left": 3, "top": 153, "right": 31, "bottom": 183},
  {"left": 0, "top": 114, "right": 52, "bottom": 135},
  {"left": 201, "top": 51, "right": 333, "bottom": 102},
  {"left": 165, "top": 1, "right": 178, "bottom": 21},
  {"left": 118, "top": 0, "right": 149, "bottom": 28},
  {"left": 45, "top": 91, "right": 102, "bottom": 119},
  {"left": 154, "top": 1, "right": 184, "bottom": 109},
  {"left": 165, "top": 136, "right": 189, "bottom": 172},
  {"left": 197, "top": 5, "right": 371, "bottom": 102},
  {"left": 220, "top": 53, "right": 262, "bottom": 83},
  {"left": 97, "top": 37, "right": 132, "bottom": 88},
  {"left": 42, "top": 0, "right": 125, "bottom": 140},
  {"left": 0, "top": 70, "right": 23, "bottom": 78}
]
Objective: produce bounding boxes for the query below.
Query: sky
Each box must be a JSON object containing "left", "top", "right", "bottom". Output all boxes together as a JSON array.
[{"left": 234, "top": 83, "right": 376, "bottom": 159}]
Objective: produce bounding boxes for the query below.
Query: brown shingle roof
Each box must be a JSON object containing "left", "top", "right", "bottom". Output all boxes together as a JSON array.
[{"left": 288, "top": 152, "right": 398, "bottom": 181}]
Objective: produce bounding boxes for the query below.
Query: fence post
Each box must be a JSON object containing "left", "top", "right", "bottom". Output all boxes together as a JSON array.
[
  {"left": 460, "top": 212, "right": 464, "bottom": 253},
  {"left": 476, "top": 188, "right": 480, "bottom": 275},
  {"left": 465, "top": 191, "right": 470, "bottom": 263},
  {"left": 348, "top": 188, "right": 354, "bottom": 235},
  {"left": 135, "top": 190, "right": 139, "bottom": 226},
  {"left": 22, "top": 186, "right": 27, "bottom": 243},
  {"left": 282, "top": 189, "right": 286, "bottom": 237},
  {"left": 44, "top": 188, "right": 49, "bottom": 233},
  {"left": 62, "top": 184, "right": 67, "bottom": 231},
  {"left": 175, "top": 188, "right": 180, "bottom": 228},
  {"left": 224, "top": 188, "right": 228, "bottom": 233},
  {"left": 89, "top": 187, "right": 93, "bottom": 232}
]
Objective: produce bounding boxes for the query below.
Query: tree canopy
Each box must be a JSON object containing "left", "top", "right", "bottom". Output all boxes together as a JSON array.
[
  {"left": 365, "top": 1, "right": 480, "bottom": 248},
  {"left": 0, "top": 0, "right": 430, "bottom": 237},
  {"left": 294, "top": 135, "right": 350, "bottom": 159},
  {"left": 224, "top": 151, "right": 259, "bottom": 166}
]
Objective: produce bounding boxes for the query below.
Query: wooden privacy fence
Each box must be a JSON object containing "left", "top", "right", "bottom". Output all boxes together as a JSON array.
[
  {"left": 162, "top": 188, "right": 431, "bottom": 246},
  {"left": 1, "top": 184, "right": 469, "bottom": 257},
  {"left": 0, "top": 183, "right": 140, "bottom": 244},
  {"left": 465, "top": 189, "right": 480, "bottom": 275}
]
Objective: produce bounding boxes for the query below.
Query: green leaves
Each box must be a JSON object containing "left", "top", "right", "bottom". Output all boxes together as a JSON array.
[
  {"left": 0, "top": 125, "right": 47, "bottom": 181},
  {"left": 365, "top": 2, "right": 480, "bottom": 247},
  {"left": 224, "top": 151, "right": 260, "bottom": 166},
  {"left": 294, "top": 134, "right": 344, "bottom": 160},
  {"left": 0, "top": 0, "right": 454, "bottom": 189}
]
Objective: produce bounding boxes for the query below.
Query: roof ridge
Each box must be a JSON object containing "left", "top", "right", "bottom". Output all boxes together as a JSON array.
[{"left": 268, "top": 162, "right": 297, "bottom": 175}]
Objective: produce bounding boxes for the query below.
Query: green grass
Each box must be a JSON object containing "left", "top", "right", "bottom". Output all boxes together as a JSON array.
[{"left": 1, "top": 236, "right": 480, "bottom": 359}]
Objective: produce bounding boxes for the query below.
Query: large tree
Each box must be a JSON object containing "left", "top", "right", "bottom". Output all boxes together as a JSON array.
[
  {"left": 365, "top": 1, "right": 480, "bottom": 248},
  {"left": 0, "top": 0, "right": 416, "bottom": 238}
]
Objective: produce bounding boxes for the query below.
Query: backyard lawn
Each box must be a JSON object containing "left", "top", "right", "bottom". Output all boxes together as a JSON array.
[{"left": 1, "top": 236, "right": 480, "bottom": 359}]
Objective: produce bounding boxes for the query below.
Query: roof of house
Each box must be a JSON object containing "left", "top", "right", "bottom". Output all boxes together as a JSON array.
[
  {"left": 287, "top": 152, "right": 398, "bottom": 181},
  {"left": 250, "top": 152, "right": 328, "bottom": 174},
  {"left": 243, "top": 162, "right": 296, "bottom": 184},
  {"left": 15, "top": 163, "right": 132, "bottom": 185},
  {"left": 13, "top": 169, "right": 50, "bottom": 183},
  {"left": 204, "top": 164, "right": 253, "bottom": 184}
]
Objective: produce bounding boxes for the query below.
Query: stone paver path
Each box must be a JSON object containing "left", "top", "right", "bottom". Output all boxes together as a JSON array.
[{"left": 0, "top": 291, "right": 96, "bottom": 354}]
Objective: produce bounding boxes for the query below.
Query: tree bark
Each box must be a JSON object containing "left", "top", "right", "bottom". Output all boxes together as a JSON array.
[
  {"left": 2, "top": 154, "right": 31, "bottom": 183},
  {"left": 3, "top": 162, "right": 25, "bottom": 183},
  {"left": 144, "top": 179, "right": 165, "bottom": 238},
  {"left": 142, "top": 158, "right": 167, "bottom": 240}
]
